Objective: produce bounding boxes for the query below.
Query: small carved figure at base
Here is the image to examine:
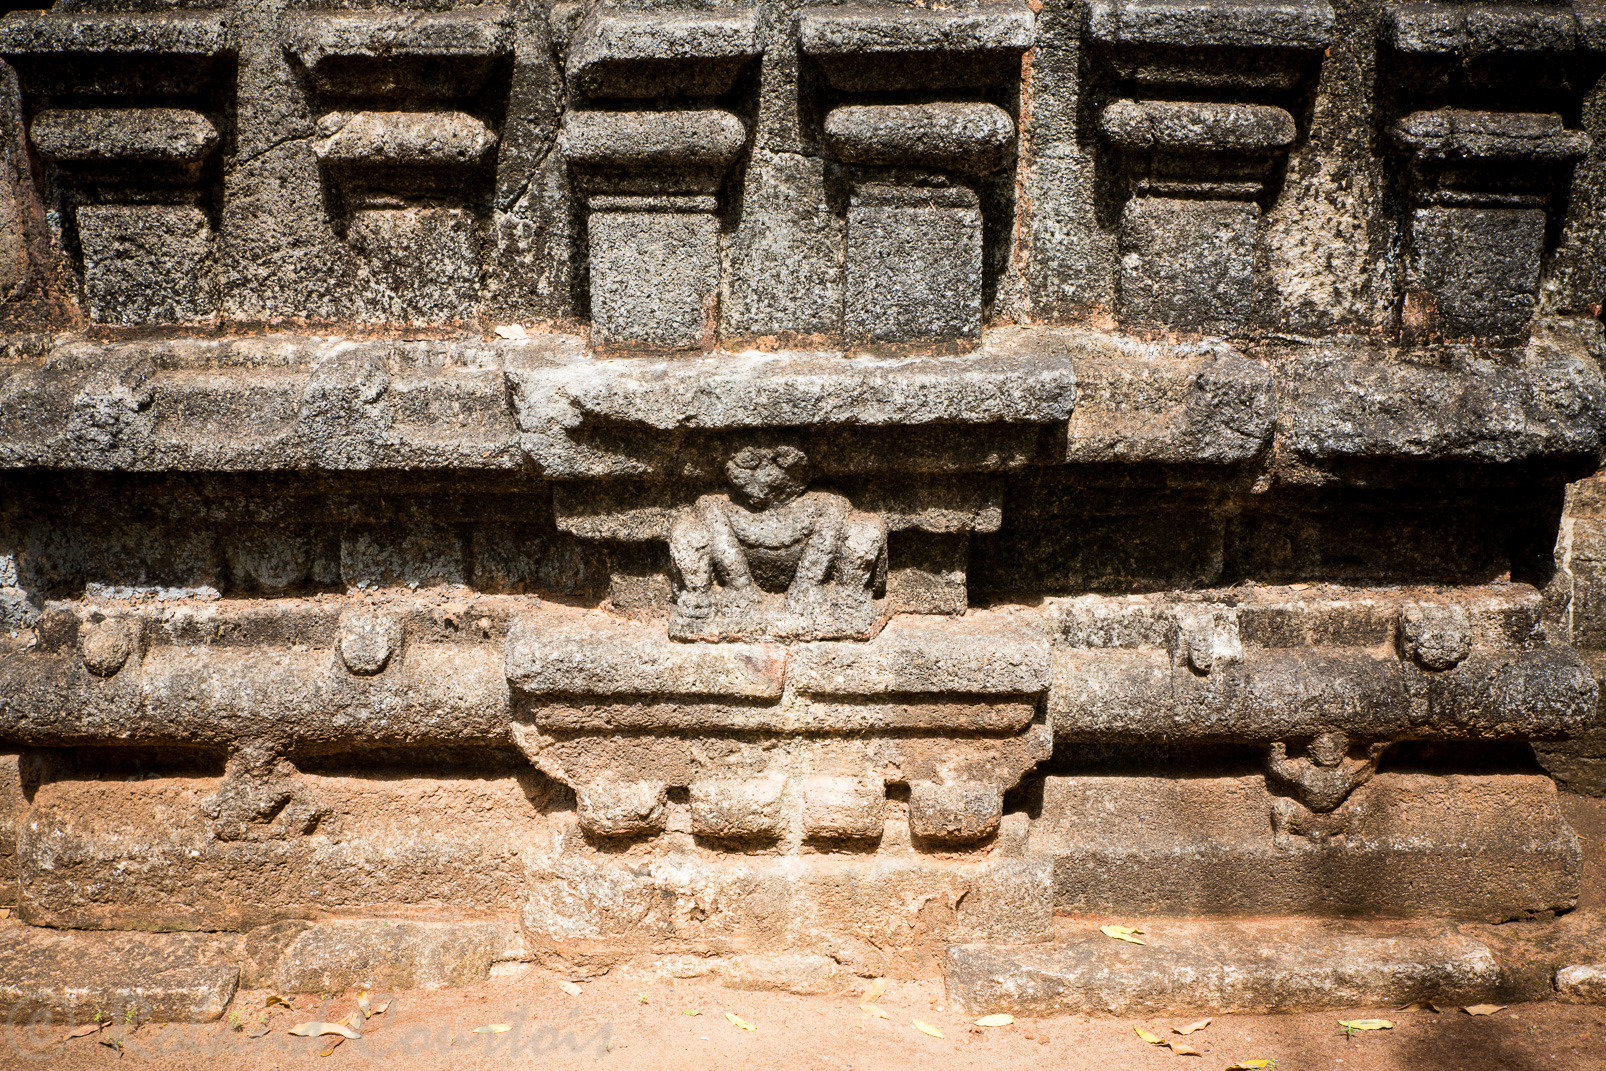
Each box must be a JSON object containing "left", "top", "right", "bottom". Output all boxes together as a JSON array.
[
  {"left": 668, "top": 443, "right": 887, "bottom": 641},
  {"left": 200, "top": 744, "right": 329, "bottom": 842},
  {"left": 1265, "top": 731, "right": 1389, "bottom": 847}
]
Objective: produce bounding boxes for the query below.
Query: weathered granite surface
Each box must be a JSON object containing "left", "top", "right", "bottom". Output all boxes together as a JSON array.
[{"left": 0, "top": 0, "right": 1603, "bottom": 1017}]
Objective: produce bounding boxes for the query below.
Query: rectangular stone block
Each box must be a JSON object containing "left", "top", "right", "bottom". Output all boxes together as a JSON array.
[
  {"left": 790, "top": 612, "right": 1050, "bottom": 696},
  {"left": 589, "top": 207, "right": 719, "bottom": 349},
  {"left": 19, "top": 767, "right": 546, "bottom": 931},
  {"left": 347, "top": 207, "right": 480, "bottom": 324},
  {"left": 844, "top": 185, "right": 982, "bottom": 344},
  {"left": 0, "top": 924, "right": 237, "bottom": 1023},
  {"left": 1405, "top": 205, "right": 1544, "bottom": 342},
  {"left": 886, "top": 531, "right": 968, "bottom": 615},
  {"left": 946, "top": 917, "right": 1500, "bottom": 1015},
  {"left": 524, "top": 828, "right": 1052, "bottom": 977},
  {"left": 1033, "top": 773, "right": 1581, "bottom": 919},
  {"left": 505, "top": 612, "right": 785, "bottom": 699},
  {"left": 76, "top": 203, "right": 215, "bottom": 324},
  {"left": 1119, "top": 196, "right": 1256, "bottom": 332}
]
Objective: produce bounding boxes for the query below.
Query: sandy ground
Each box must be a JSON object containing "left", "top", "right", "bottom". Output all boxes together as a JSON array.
[{"left": 4, "top": 969, "right": 1604, "bottom": 1071}]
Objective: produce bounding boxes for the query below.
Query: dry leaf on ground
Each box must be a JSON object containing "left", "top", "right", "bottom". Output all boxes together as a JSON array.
[
  {"left": 1339, "top": 1019, "right": 1393, "bottom": 1031},
  {"left": 66, "top": 1023, "right": 102, "bottom": 1040},
  {"left": 975, "top": 1014, "right": 1014, "bottom": 1027},
  {"left": 913, "top": 1020, "right": 944, "bottom": 1039},
  {"left": 1176, "top": 1018, "right": 1212, "bottom": 1035},
  {"left": 266, "top": 995, "right": 294, "bottom": 1010},
  {"left": 860, "top": 1005, "right": 891, "bottom": 1020},
  {"left": 1135, "top": 1026, "right": 1165, "bottom": 1044},
  {"left": 472, "top": 1024, "right": 512, "bottom": 1034},
  {"left": 1463, "top": 1004, "right": 1505, "bottom": 1016},
  {"left": 1223, "top": 1061, "right": 1272, "bottom": 1070},
  {"left": 725, "top": 1013, "right": 755, "bottom": 1031},
  {"left": 684, "top": 1009, "right": 701, "bottom": 1016},
  {"left": 288, "top": 1022, "right": 361, "bottom": 1040},
  {"left": 558, "top": 980, "right": 582, "bottom": 996},
  {"left": 862, "top": 978, "right": 887, "bottom": 1003},
  {"left": 1398, "top": 999, "right": 1440, "bottom": 1012},
  {"left": 1101, "top": 924, "right": 1147, "bottom": 945},
  {"left": 357, "top": 993, "right": 371, "bottom": 1019},
  {"left": 1171, "top": 1042, "right": 1204, "bottom": 1056}
]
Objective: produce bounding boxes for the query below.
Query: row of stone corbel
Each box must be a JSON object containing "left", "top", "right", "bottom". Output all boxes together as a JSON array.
[
  {"left": 0, "top": 585, "right": 1592, "bottom": 843},
  {"left": 1, "top": 325, "right": 1601, "bottom": 474}
]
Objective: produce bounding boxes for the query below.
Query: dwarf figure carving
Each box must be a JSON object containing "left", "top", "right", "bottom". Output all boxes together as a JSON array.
[
  {"left": 1266, "top": 731, "right": 1389, "bottom": 846},
  {"left": 668, "top": 443, "right": 886, "bottom": 639}
]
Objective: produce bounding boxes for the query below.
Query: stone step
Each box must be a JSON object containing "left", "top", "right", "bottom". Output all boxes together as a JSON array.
[
  {"left": 944, "top": 918, "right": 1506, "bottom": 1015},
  {"left": 0, "top": 922, "right": 237, "bottom": 1023}
]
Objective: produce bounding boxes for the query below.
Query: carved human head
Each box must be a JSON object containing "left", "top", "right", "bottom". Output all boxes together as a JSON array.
[
  {"left": 726, "top": 443, "right": 809, "bottom": 509},
  {"left": 1308, "top": 731, "right": 1348, "bottom": 768}
]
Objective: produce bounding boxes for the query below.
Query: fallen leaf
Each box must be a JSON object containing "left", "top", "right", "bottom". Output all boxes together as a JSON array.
[
  {"left": 1101, "top": 924, "right": 1147, "bottom": 945},
  {"left": 1398, "top": 999, "right": 1440, "bottom": 1013},
  {"left": 343, "top": 1012, "right": 364, "bottom": 1030},
  {"left": 319, "top": 1037, "right": 344, "bottom": 1057},
  {"left": 1223, "top": 1061, "right": 1272, "bottom": 1070},
  {"left": 288, "top": 1022, "right": 361, "bottom": 1040},
  {"left": 558, "top": 980, "right": 582, "bottom": 997},
  {"left": 1176, "top": 1018, "right": 1212, "bottom": 1035},
  {"left": 725, "top": 1013, "right": 755, "bottom": 1031},
  {"left": 369, "top": 1001, "right": 390, "bottom": 1016},
  {"left": 683, "top": 1008, "right": 701, "bottom": 1016},
  {"left": 247, "top": 1025, "right": 271, "bottom": 1039},
  {"left": 1339, "top": 1019, "right": 1393, "bottom": 1031},
  {"left": 1171, "top": 1042, "right": 1204, "bottom": 1056},
  {"left": 859, "top": 1004, "right": 890, "bottom": 1020},
  {"left": 862, "top": 978, "right": 888, "bottom": 1003},
  {"left": 913, "top": 1020, "right": 944, "bottom": 1039},
  {"left": 473, "top": 1024, "right": 512, "bottom": 1034},
  {"left": 974, "top": 1014, "right": 1014, "bottom": 1027},
  {"left": 358, "top": 993, "right": 371, "bottom": 1020},
  {"left": 67, "top": 1023, "right": 102, "bottom": 1039},
  {"left": 267, "top": 995, "right": 294, "bottom": 1010},
  {"left": 1135, "top": 1026, "right": 1165, "bottom": 1044},
  {"left": 1288, "top": 583, "right": 1310, "bottom": 590},
  {"left": 494, "top": 325, "right": 528, "bottom": 340},
  {"left": 99, "top": 1036, "right": 124, "bottom": 1058},
  {"left": 1464, "top": 1005, "right": 1504, "bottom": 1016}
]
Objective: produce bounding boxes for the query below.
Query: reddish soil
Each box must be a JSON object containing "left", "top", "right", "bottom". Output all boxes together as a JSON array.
[{"left": 6, "top": 971, "right": 1605, "bottom": 1071}]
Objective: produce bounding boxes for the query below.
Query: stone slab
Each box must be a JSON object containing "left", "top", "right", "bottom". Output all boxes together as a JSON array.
[
  {"left": 1556, "top": 963, "right": 1606, "bottom": 1003},
  {"left": 19, "top": 768, "right": 546, "bottom": 931},
  {"left": 524, "top": 831, "right": 1052, "bottom": 978},
  {"left": 790, "top": 612, "right": 1049, "bottom": 696},
  {"left": 944, "top": 917, "right": 1501, "bottom": 1014},
  {"left": 506, "top": 612, "right": 785, "bottom": 699},
  {"left": 0, "top": 922, "right": 237, "bottom": 1022},
  {"left": 1033, "top": 773, "right": 1581, "bottom": 919},
  {"left": 269, "top": 918, "right": 526, "bottom": 993}
]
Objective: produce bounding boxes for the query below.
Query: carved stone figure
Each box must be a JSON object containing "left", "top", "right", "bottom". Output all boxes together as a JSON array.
[
  {"left": 668, "top": 443, "right": 886, "bottom": 640},
  {"left": 1267, "top": 732, "right": 1390, "bottom": 846}
]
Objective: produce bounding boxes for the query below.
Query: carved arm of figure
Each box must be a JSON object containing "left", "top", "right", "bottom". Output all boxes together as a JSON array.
[
  {"left": 786, "top": 495, "right": 846, "bottom": 616},
  {"left": 699, "top": 496, "right": 760, "bottom": 607}
]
